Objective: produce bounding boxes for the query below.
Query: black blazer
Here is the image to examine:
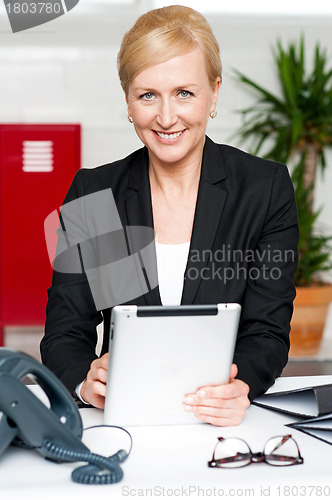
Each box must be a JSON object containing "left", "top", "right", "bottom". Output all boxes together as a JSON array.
[{"left": 41, "top": 136, "right": 299, "bottom": 400}]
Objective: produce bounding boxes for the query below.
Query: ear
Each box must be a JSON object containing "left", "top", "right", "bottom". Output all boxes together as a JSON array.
[
  {"left": 211, "top": 77, "right": 221, "bottom": 110},
  {"left": 214, "top": 76, "right": 221, "bottom": 93},
  {"left": 125, "top": 94, "right": 132, "bottom": 118}
]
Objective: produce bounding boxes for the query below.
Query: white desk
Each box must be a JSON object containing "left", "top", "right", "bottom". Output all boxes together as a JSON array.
[{"left": 1, "top": 376, "right": 332, "bottom": 500}]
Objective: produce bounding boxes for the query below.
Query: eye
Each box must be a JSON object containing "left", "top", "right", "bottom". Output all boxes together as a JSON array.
[
  {"left": 178, "top": 90, "right": 192, "bottom": 98},
  {"left": 141, "top": 92, "right": 155, "bottom": 100}
]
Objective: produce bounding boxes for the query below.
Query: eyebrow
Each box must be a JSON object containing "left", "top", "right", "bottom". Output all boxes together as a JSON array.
[{"left": 133, "top": 84, "right": 199, "bottom": 92}]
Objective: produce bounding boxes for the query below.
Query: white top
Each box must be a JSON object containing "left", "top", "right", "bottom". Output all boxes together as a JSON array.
[{"left": 155, "top": 241, "right": 190, "bottom": 306}]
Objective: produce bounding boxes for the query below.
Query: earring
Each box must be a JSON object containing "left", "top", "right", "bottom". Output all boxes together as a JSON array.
[
  {"left": 209, "top": 110, "right": 217, "bottom": 119},
  {"left": 128, "top": 115, "right": 134, "bottom": 124}
]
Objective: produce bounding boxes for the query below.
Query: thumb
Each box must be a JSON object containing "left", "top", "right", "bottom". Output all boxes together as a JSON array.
[{"left": 230, "top": 363, "right": 238, "bottom": 380}]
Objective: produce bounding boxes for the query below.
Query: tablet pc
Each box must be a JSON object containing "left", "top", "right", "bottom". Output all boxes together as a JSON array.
[{"left": 104, "top": 303, "right": 241, "bottom": 426}]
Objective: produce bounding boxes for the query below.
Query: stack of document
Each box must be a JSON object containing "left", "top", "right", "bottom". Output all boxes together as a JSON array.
[
  {"left": 287, "top": 414, "right": 332, "bottom": 445},
  {"left": 253, "top": 381, "right": 332, "bottom": 445}
]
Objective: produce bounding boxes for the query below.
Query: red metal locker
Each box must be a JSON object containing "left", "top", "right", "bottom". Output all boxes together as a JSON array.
[{"left": 0, "top": 124, "right": 81, "bottom": 345}]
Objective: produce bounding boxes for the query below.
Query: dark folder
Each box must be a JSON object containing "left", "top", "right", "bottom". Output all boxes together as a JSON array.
[
  {"left": 253, "top": 383, "right": 332, "bottom": 446},
  {"left": 287, "top": 414, "right": 332, "bottom": 446},
  {"left": 253, "top": 383, "right": 332, "bottom": 418}
]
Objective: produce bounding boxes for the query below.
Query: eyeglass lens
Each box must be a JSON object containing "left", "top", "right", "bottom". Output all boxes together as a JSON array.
[
  {"left": 264, "top": 435, "right": 300, "bottom": 466},
  {"left": 213, "top": 437, "right": 251, "bottom": 468}
]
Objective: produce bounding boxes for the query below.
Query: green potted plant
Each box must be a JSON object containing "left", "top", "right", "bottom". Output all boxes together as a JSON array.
[{"left": 234, "top": 36, "right": 332, "bottom": 355}]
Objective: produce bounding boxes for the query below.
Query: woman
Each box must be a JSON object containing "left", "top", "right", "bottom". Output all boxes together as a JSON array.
[{"left": 41, "top": 6, "right": 298, "bottom": 426}]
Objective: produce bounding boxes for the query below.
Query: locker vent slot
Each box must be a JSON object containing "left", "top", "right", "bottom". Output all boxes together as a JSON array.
[{"left": 22, "top": 140, "right": 54, "bottom": 172}]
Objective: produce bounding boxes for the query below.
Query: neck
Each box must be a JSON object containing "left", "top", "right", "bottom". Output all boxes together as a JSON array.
[
  {"left": 148, "top": 141, "right": 204, "bottom": 198},
  {"left": 149, "top": 159, "right": 201, "bottom": 198}
]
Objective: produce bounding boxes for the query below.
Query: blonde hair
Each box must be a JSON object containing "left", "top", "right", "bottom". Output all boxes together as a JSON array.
[{"left": 117, "top": 5, "right": 222, "bottom": 95}]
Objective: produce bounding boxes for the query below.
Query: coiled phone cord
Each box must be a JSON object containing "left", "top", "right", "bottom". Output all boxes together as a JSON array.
[{"left": 42, "top": 425, "right": 133, "bottom": 485}]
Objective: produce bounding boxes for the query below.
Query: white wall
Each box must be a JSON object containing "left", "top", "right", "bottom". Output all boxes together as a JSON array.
[{"left": 0, "top": 4, "right": 331, "bottom": 234}]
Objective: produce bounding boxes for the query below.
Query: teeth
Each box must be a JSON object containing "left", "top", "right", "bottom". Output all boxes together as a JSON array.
[{"left": 156, "top": 131, "right": 183, "bottom": 139}]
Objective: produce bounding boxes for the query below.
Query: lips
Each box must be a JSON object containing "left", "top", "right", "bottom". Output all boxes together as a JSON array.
[{"left": 154, "top": 130, "right": 185, "bottom": 141}]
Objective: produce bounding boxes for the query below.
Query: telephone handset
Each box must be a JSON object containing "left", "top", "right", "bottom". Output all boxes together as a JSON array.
[{"left": 0, "top": 348, "right": 131, "bottom": 484}]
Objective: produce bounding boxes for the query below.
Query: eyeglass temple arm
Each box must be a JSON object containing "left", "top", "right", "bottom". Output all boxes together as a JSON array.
[
  {"left": 264, "top": 453, "right": 303, "bottom": 464},
  {"left": 270, "top": 434, "right": 291, "bottom": 453},
  {"left": 209, "top": 452, "right": 249, "bottom": 466},
  {"left": 269, "top": 434, "right": 303, "bottom": 461}
]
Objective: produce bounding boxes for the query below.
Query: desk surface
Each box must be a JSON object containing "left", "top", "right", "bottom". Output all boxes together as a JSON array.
[{"left": 1, "top": 375, "right": 332, "bottom": 500}]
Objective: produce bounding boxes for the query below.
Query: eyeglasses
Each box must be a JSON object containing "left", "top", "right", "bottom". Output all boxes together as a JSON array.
[{"left": 208, "top": 434, "right": 303, "bottom": 468}]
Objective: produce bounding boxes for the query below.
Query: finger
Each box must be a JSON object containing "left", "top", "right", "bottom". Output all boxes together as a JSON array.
[
  {"left": 83, "top": 379, "right": 107, "bottom": 398},
  {"left": 101, "top": 352, "right": 109, "bottom": 364},
  {"left": 196, "top": 379, "right": 249, "bottom": 400},
  {"left": 80, "top": 380, "right": 107, "bottom": 409},
  {"left": 90, "top": 395, "right": 106, "bottom": 410},
  {"left": 184, "top": 393, "right": 223, "bottom": 407},
  {"left": 230, "top": 363, "right": 238, "bottom": 380},
  {"left": 91, "top": 353, "right": 109, "bottom": 371},
  {"left": 184, "top": 381, "right": 249, "bottom": 404},
  {"left": 194, "top": 410, "right": 245, "bottom": 427},
  {"left": 184, "top": 395, "right": 250, "bottom": 411},
  {"left": 89, "top": 380, "right": 107, "bottom": 398},
  {"left": 194, "top": 404, "right": 245, "bottom": 419},
  {"left": 88, "top": 365, "right": 108, "bottom": 384},
  {"left": 191, "top": 404, "right": 247, "bottom": 426},
  {"left": 88, "top": 356, "right": 109, "bottom": 383}
]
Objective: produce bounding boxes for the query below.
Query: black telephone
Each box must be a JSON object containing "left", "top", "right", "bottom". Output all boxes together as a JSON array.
[{"left": 0, "top": 348, "right": 131, "bottom": 484}]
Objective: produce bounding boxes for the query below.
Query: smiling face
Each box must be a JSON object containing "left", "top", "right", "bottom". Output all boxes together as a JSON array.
[{"left": 126, "top": 47, "right": 221, "bottom": 170}]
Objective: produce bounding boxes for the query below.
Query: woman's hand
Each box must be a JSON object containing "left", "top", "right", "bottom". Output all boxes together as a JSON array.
[
  {"left": 183, "top": 364, "right": 250, "bottom": 426},
  {"left": 80, "top": 353, "right": 109, "bottom": 409}
]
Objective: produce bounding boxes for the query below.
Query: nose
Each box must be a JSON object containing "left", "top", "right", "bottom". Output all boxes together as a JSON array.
[{"left": 156, "top": 98, "right": 178, "bottom": 129}]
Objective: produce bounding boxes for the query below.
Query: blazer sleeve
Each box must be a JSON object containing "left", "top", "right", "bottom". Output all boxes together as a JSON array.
[
  {"left": 40, "top": 169, "right": 102, "bottom": 394},
  {"left": 233, "top": 163, "right": 299, "bottom": 400}
]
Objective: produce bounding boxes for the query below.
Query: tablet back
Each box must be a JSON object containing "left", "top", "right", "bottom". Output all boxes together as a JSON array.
[{"left": 104, "top": 303, "right": 241, "bottom": 426}]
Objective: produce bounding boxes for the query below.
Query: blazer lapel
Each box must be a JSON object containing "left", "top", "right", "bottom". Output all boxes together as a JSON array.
[
  {"left": 122, "top": 137, "right": 227, "bottom": 307},
  {"left": 181, "top": 136, "right": 228, "bottom": 305},
  {"left": 124, "top": 147, "right": 162, "bottom": 305}
]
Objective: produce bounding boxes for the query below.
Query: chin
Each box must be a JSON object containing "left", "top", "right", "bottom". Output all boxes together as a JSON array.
[
  {"left": 157, "top": 151, "right": 189, "bottom": 165},
  {"left": 152, "top": 142, "right": 192, "bottom": 164}
]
